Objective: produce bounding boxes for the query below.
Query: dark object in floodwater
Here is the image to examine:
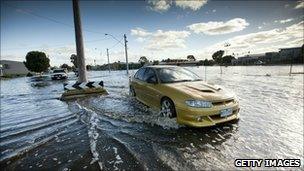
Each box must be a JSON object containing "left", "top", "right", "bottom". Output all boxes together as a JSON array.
[
  {"left": 31, "top": 82, "right": 49, "bottom": 87},
  {"left": 61, "top": 81, "right": 108, "bottom": 101},
  {"left": 30, "top": 76, "right": 49, "bottom": 82},
  {"left": 26, "top": 72, "right": 33, "bottom": 77},
  {"left": 61, "top": 87, "right": 108, "bottom": 101},
  {"left": 265, "top": 74, "right": 271, "bottom": 77}
]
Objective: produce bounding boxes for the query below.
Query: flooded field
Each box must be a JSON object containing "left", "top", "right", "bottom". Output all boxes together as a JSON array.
[{"left": 1, "top": 65, "right": 303, "bottom": 170}]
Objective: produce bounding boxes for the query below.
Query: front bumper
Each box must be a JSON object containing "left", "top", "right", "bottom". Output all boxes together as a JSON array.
[{"left": 176, "top": 102, "right": 240, "bottom": 127}]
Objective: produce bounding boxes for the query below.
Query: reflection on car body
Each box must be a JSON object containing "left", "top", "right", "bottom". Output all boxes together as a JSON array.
[{"left": 129, "top": 65, "right": 240, "bottom": 127}]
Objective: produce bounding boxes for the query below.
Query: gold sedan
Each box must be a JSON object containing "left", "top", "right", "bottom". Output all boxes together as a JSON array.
[{"left": 129, "top": 65, "right": 240, "bottom": 127}]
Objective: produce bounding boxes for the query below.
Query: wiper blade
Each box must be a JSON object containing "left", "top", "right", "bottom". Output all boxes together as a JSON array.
[{"left": 175, "top": 79, "right": 192, "bottom": 82}]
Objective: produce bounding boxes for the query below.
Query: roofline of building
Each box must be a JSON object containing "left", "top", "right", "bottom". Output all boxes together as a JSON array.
[{"left": 279, "top": 46, "right": 303, "bottom": 50}]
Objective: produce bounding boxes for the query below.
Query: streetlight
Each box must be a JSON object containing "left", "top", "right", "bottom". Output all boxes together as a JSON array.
[
  {"left": 105, "top": 33, "right": 129, "bottom": 75},
  {"left": 106, "top": 48, "right": 110, "bottom": 73}
]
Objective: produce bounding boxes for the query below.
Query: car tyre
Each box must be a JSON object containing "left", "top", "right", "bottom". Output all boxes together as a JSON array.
[{"left": 161, "top": 97, "right": 177, "bottom": 118}]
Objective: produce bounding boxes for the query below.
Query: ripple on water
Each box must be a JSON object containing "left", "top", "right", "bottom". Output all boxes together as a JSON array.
[{"left": 1, "top": 66, "right": 303, "bottom": 170}]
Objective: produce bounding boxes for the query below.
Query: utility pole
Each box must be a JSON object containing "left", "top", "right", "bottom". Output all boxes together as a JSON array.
[
  {"left": 72, "top": 0, "right": 87, "bottom": 83},
  {"left": 124, "top": 34, "right": 129, "bottom": 75},
  {"left": 106, "top": 48, "right": 110, "bottom": 73},
  {"left": 289, "top": 50, "right": 294, "bottom": 76},
  {"left": 205, "top": 65, "right": 207, "bottom": 82}
]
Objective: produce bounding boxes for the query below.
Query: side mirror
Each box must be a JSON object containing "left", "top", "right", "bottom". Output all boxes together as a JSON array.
[{"left": 147, "top": 76, "right": 157, "bottom": 84}]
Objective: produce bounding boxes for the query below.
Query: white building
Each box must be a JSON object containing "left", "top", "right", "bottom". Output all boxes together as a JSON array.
[{"left": 0, "top": 60, "right": 29, "bottom": 76}]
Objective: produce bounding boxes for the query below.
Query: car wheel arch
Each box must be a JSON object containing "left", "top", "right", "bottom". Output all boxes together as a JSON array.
[
  {"left": 160, "top": 96, "right": 172, "bottom": 104},
  {"left": 160, "top": 96, "right": 177, "bottom": 118},
  {"left": 129, "top": 85, "right": 136, "bottom": 96}
]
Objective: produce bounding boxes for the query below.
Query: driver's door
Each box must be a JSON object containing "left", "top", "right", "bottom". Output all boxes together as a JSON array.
[{"left": 141, "top": 68, "right": 162, "bottom": 108}]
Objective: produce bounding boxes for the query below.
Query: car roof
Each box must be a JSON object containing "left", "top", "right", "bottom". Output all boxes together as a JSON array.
[
  {"left": 53, "top": 69, "right": 65, "bottom": 71},
  {"left": 144, "top": 65, "right": 178, "bottom": 69}
]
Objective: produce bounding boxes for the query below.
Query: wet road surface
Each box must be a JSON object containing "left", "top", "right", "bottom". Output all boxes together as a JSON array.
[{"left": 1, "top": 66, "right": 303, "bottom": 170}]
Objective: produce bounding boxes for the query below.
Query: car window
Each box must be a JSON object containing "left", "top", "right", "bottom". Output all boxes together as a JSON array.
[
  {"left": 156, "top": 67, "right": 201, "bottom": 83},
  {"left": 143, "top": 68, "right": 156, "bottom": 82},
  {"left": 53, "top": 69, "right": 65, "bottom": 73},
  {"left": 134, "top": 68, "right": 146, "bottom": 80}
]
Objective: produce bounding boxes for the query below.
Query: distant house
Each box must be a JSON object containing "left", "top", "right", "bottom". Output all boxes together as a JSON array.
[
  {"left": 231, "top": 45, "right": 303, "bottom": 65},
  {"left": 160, "top": 58, "right": 200, "bottom": 66},
  {"left": 278, "top": 46, "right": 303, "bottom": 63},
  {"left": 0, "top": 60, "right": 29, "bottom": 76},
  {"left": 232, "top": 54, "right": 264, "bottom": 65},
  {"left": 262, "top": 52, "right": 279, "bottom": 63}
]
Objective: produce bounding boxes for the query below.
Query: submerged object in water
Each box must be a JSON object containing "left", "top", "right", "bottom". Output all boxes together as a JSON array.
[{"left": 61, "top": 81, "right": 108, "bottom": 101}]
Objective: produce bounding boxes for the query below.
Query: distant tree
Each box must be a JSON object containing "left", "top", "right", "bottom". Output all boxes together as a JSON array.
[
  {"left": 86, "top": 65, "right": 92, "bottom": 70},
  {"left": 70, "top": 54, "right": 78, "bottom": 68},
  {"left": 60, "top": 63, "right": 69, "bottom": 69},
  {"left": 60, "top": 63, "right": 72, "bottom": 71},
  {"left": 222, "top": 55, "right": 236, "bottom": 65},
  {"left": 139, "top": 56, "right": 149, "bottom": 66},
  {"left": 212, "top": 50, "right": 225, "bottom": 74},
  {"left": 198, "top": 60, "right": 204, "bottom": 66},
  {"left": 204, "top": 59, "right": 215, "bottom": 66},
  {"left": 24, "top": 51, "right": 50, "bottom": 74},
  {"left": 152, "top": 60, "right": 159, "bottom": 65},
  {"left": 197, "top": 59, "right": 215, "bottom": 66},
  {"left": 162, "top": 58, "right": 171, "bottom": 62},
  {"left": 187, "top": 55, "right": 196, "bottom": 61},
  {"left": 50, "top": 66, "right": 58, "bottom": 70}
]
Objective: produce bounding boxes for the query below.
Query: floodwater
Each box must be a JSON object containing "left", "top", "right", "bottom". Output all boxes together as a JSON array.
[{"left": 1, "top": 65, "right": 303, "bottom": 170}]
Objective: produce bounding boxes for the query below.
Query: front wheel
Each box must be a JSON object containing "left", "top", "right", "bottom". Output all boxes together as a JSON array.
[{"left": 161, "top": 98, "right": 177, "bottom": 118}]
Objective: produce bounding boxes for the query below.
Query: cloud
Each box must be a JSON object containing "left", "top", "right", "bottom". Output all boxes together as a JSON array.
[
  {"left": 0, "top": 54, "right": 23, "bottom": 62},
  {"left": 148, "top": 0, "right": 171, "bottom": 12},
  {"left": 130, "top": 28, "right": 151, "bottom": 37},
  {"left": 175, "top": 0, "right": 208, "bottom": 11},
  {"left": 258, "top": 26, "right": 262, "bottom": 29},
  {"left": 295, "top": 0, "right": 304, "bottom": 9},
  {"left": 146, "top": 30, "right": 191, "bottom": 50},
  {"left": 212, "top": 9, "right": 216, "bottom": 13},
  {"left": 199, "top": 21, "right": 304, "bottom": 58},
  {"left": 187, "top": 18, "right": 249, "bottom": 35},
  {"left": 131, "top": 27, "right": 152, "bottom": 42},
  {"left": 280, "top": 18, "right": 294, "bottom": 23},
  {"left": 39, "top": 45, "right": 100, "bottom": 66},
  {"left": 130, "top": 28, "right": 190, "bottom": 51},
  {"left": 148, "top": 0, "right": 208, "bottom": 12}
]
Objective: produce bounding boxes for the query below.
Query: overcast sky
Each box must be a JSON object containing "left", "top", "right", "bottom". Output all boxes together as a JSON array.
[{"left": 1, "top": 0, "right": 303, "bottom": 66}]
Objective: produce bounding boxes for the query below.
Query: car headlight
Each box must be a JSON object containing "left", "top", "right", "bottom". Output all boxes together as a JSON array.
[{"left": 185, "top": 100, "right": 213, "bottom": 108}]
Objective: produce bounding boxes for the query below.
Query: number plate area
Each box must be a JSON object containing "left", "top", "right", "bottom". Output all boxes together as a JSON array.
[{"left": 220, "top": 108, "right": 233, "bottom": 117}]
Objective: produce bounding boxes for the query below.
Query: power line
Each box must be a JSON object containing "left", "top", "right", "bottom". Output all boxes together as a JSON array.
[
  {"left": 2, "top": 2, "right": 125, "bottom": 57},
  {"left": 3, "top": 2, "right": 107, "bottom": 35},
  {"left": 105, "top": 33, "right": 124, "bottom": 46},
  {"left": 2, "top": 37, "right": 109, "bottom": 51},
  {"left": 108, "top": 37, "right": 123, "bottom": 50}
]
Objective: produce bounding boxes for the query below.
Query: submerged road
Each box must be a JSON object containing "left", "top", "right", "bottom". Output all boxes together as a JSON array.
[{"left": 1, "top": 66, "right": 303, "bottom": 170}]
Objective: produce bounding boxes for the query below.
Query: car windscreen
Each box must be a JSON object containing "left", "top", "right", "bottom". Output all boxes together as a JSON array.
[
  {"left": 53, "top": 70, "right": 65, "bottom": 73},
  {"left": 156, "top": 67, "right": 202, "bottom": 83}
]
